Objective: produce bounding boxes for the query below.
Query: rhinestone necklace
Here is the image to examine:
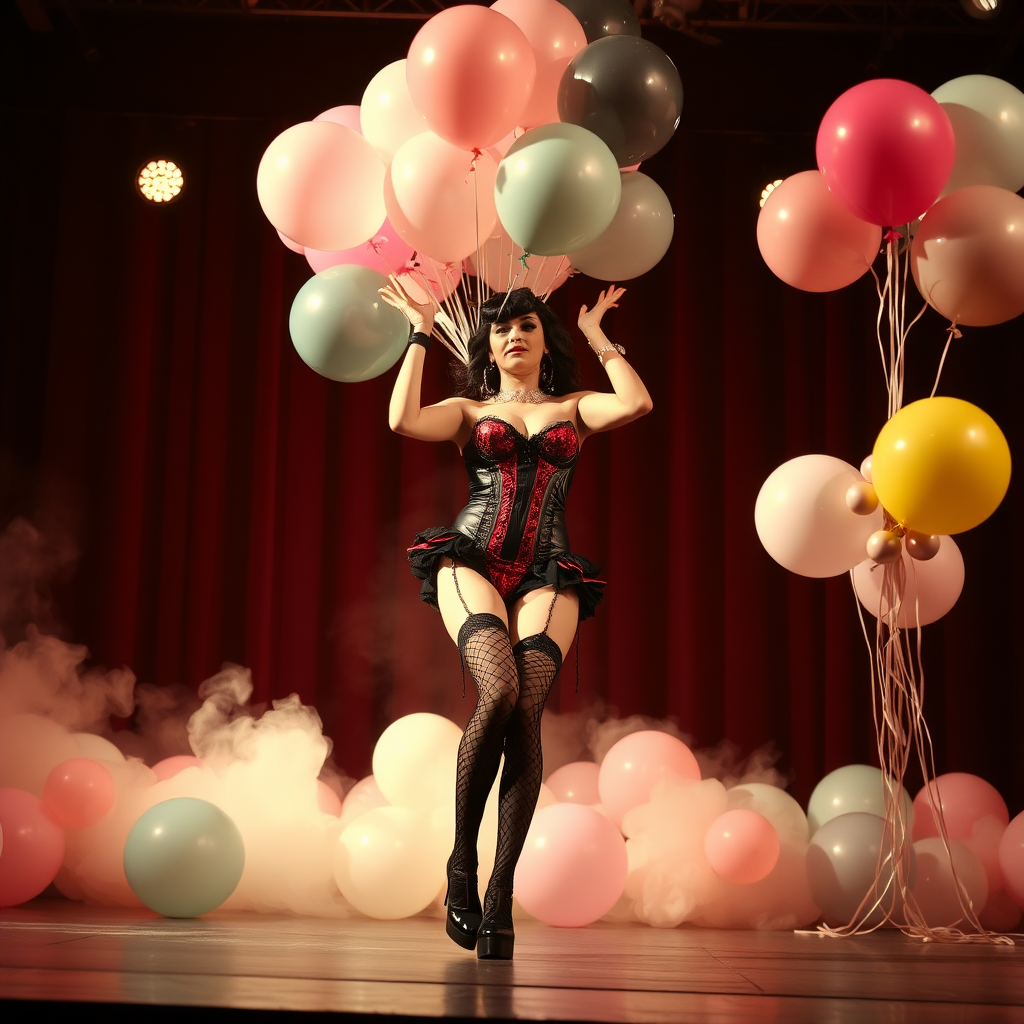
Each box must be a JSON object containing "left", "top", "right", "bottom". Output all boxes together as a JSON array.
[{"left": 489, "top": 388, "right": 550, "bottom": 405}]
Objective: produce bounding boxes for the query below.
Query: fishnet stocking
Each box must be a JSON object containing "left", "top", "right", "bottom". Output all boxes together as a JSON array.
[{"left": 484, "top": 632, "right": 563, "bottom": 919}]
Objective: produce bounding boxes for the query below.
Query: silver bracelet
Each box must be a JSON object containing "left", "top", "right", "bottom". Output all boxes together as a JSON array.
[{"left": 591, "top": 343, "right": 625, "bottom": 366}]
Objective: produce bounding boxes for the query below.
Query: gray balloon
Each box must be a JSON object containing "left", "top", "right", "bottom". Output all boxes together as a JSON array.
[
  {"left": 558, "top": 36, "right": 683, "bottom": 166},
  {"left": 556, "top": 0, "right": 641, "bottom": 42}
]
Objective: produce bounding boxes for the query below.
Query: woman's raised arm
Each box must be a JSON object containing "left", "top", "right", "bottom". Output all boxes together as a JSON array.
[{"left": 575, "top": 286, "right": 653, "bottom": 436}]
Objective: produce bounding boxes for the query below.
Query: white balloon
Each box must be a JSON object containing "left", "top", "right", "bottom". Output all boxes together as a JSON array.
[
  {"left": 852, "top": 536, "right": 964, "bottom": 628},
  {"left": 74, "top": 733, "right": 126, "bottom": 763},
  {"left": 754, "top": 455, "right": 883, "bottom": 578},
  {"left": 726, "top": 783, "right": 809, "bottom": 843},
  {"left": 807, "top": 765, "right": 914, "bottom": 837},
  {"left": 371, "top": 713, "right": 463, "bottom": 812},
  {"left": 337, "top": 775, "right": 388, "bottom": 832},
  {"left": 360, "top": 60, "right": 430, "bottom": 164}
]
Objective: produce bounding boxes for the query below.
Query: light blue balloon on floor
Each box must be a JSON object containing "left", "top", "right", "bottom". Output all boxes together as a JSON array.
[
  {"left": 124, "top": 798, "right": 245, "bottom": 918},
  {"left": 289, "top": 264, "right": 408, "bottom": 382}
]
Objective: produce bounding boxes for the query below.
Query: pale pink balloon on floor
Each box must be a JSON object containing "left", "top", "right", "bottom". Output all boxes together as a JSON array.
[
  {"left": 42, "top": 759, "right": 115, "bottom": 829},
  {"left": 313, "top": 104, "right": 362, "bottom": 133},
  {"left": 998, "top": 811, "right": 1024, "bottom": 908},
  {"left": 911, "top": 838, "right": 988, "bottom": 927},
  {"left": 704, "top": 809, "right": 781, "bottom": 885},
  {"left": 151, "top": 755, "right": 203, "bottom": 782},
  {"left": 0, "top": 788, "right": 65, "bottom": 907},
  {"left": 339, "top": 775, "right": 389, "bottom": 832},
  {"left": 912, "top": 773, "right": 1009, "bottom": 842},
  {"left": 317, "top": 780, "right": 343, "bottom": 817},
  {"left": 545, "top": 762, "right": 600, "bottom": 805},
  {"left": 515, "top": 803, "right": 627, "bottom": 926},
  {"left": 598, "top": 731, "right": 701, "bottom": 827},
  {"left": 305, "top": 217, "right": 415, "bottom": 277}
]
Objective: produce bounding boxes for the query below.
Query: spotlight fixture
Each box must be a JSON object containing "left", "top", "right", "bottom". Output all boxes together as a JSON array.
[
  {"left": 959, "top": 0, "right": 1000, "bottom": 18},
  {"left": 137, "top": 158, "right": 184, "bottom": 204},
  {"left": 759, "top": 179, "right": 784, "bottom": 208}
]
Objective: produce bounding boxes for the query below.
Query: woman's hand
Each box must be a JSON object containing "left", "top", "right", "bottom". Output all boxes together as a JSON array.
[
  {"left": 578, "top": 286, "right": 625, "bottom": 337},
  {"left": 379, "top": 275, "right": 435, "bottom": 334}
]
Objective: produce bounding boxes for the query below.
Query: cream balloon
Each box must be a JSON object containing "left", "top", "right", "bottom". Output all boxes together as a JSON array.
[
  {"left": 726, "top": 783, "right": 809, "bottom": 843},
  {"left": 371, "top": 713, "right": 463, "bottom": 812},
  {"left": 0, "top": 714, "right": 81, "bottom": 796},
  {"left": 360, "top": 60, "right": 430, "bottom": 164},
  {"left": 807, "top": 764, "right": 914, "bottom": 837}
]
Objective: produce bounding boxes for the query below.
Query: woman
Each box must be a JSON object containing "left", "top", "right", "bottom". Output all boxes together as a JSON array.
[{"left": 379, "top": 277, "right": 652, "bottom": 959}]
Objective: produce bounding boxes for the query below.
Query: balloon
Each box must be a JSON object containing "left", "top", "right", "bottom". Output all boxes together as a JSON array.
[
  {"left": 756, "top": 171, "right": 881, "bottom": 292},
  {"left": 999, "top": 811, "right": 1024, "bottom": 908},
  {"left": 816, "top": 79, "right": 956, "bottom": 226},
  {"left": 980, "top": 889, "right": 1022, "bottom": 932},
  {"left": 912, "top": 773, "right": 1009, "bottom": 842},
  {"left": 74, "top": 732, "right": 125, "bottom": 762},
  {"left": 256, "top": 121, "right": 387, "bottom": 252},
  {"left": 151, "top": 755, "right": 202, "bottom": 781},
  {"left": 123, "top": 798, "right": 245, "bottom": 917},
  {"left": 556, "top": 0, "right": 641, "bottom": 42},
  {"left": 871, "top": 397, "right": 1012, "bottom": 536},
  {"left": 43, "top": 758, "right": 115, "bottom": 828},
  {"left": 277, "top": 229, "right": 305, "bottom": 255},
  {"left": 386, "top": 133, "right": 498, "bottom": 263},
  {"left": 852, "top": 536, "right": 964, "bottom": 628},
  {"left": 514, "top": 803, "right": 627, "bottom": 926},
  {"left": 0, "top": 788, "right": 65, "bottom": 906},
  {"left": 333, "top": 806, "right": 443, "bottom": 919},
  {"left": 289, "top": 265, "right": 409, "bottom": 383},
  {"left": 312, "top": 104, "right": 362, "bottom": 133},
  {"left": 406, "top": 6, "right": 536, "bottom": 150},
  {"left": 931, "top": 75, "right": 1024, "bottom": 195},
  {"left": 807, "top": 812, "right": 912, "bottom": 926},
  {"left": 495, "top": 123, "right": 621, "bottom": 256},
  {"left": 911, "top": 838, "right": 989, "bottom": 927},
  {"left": 338, "top": 775, "right": 389, "bottom": 832},
  {"left": 371, "top": 713, "right": 463, "bottom": 812},
  {"left": 317, "top": 780, "right": 343, "bottom": 817},
  {"left": 846, "top": 480, "right": 879, "bottom": 515},
  {"left": 359, "top": 60, "right": 429, "bottom": 164},
  {"left": 726, "top": 783, "right": 809, "bottom": 843},
  {"left": 597, "top": 730, "right": 701, "bottom": 827},
  {"left": 754, "top": 455, "right": 883, "bottom": 578},
  {"left": 807, "top": 765, "right": 913, "bottom": 836},
  {"left": 490, "top": 0, "right": 587, "bottom": 129},
  {"left": 910, "top": 186, "right": 1024, "bottom": 327},
  {"left": 0, "top": 713, "right": 81, "bottom": 797},
  {"left": 395, "top": 260, "right": 463, "bottom": 306},
  {"left": 558, "top": 36, "right": 683, "bottom": 166},
  {"left": 568, "top": 171, "right": 674, "bottom": 281},
  {"left": 545, "top": 761, "right": 601, "bottom": 805},
  {"left": 468, "top": 227, "right": 571, "bottom": 296},
  {"left": 704, "top": 809, "right": 781, "bottom": 885},
  {"left": 305, "top": 217, "right": 416, "bottom": 277}
]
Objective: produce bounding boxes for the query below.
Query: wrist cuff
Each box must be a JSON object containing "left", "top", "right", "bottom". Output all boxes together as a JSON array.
[{"left": 408, "top": 332, "right": 431, "bottom": 352}]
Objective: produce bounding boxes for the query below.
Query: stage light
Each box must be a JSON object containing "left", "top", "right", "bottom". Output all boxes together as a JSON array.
[
  {"left": 959, "top": 0, "right": 999, "bottom": 18},
  {"left": 137, "top": 159, "right": 184, "bottom": 204},
  {"left": 759, "top": 179, "right": 783, "bottom": 208}
]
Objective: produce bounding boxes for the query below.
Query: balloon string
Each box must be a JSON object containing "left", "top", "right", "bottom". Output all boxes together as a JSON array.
[{"left": 929, "top": 325, "right": 960, "bottom": 398}]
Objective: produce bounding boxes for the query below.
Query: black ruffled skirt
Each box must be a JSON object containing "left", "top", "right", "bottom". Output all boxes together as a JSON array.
[{"left": 408, "top": 528, "right": 605, "bottom": 621}]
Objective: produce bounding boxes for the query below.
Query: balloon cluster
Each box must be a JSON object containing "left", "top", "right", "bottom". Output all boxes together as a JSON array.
[
  {"left": 256, "top": 0, "right": 681, "bottom": 381},
  {"left": 758, "top": 74, "right": 1024, "bottom": 323}
]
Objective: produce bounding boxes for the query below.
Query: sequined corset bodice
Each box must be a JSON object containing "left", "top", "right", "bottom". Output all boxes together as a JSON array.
[{"left": 452, "top": 416, "right": 579, "bottom": 597}]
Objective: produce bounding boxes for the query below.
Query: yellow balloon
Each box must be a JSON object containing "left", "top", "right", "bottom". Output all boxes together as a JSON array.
[{"left": 871, "top": 397, "right": 1011, "bottom": 535}]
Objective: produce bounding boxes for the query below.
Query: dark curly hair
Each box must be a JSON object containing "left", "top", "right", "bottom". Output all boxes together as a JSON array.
[{"left": 455, "top": 289, "right": 582, "bottom": 401}]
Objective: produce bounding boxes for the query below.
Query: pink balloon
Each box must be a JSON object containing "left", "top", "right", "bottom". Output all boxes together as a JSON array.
[
  {"left": 514, "top": 803, "right": 627, "bottom": 926},
  {"left": 151, "top": 755, "right": 203, "bottom": 781},
  {"left": 317, "top": 780, "right": 343, "bottom": 816},
  {"left": 490, "top": 0, "right": 586, "bottom": 128},
  {"left": 305, "top": 217, "right": 415, "bottom": 277},
  {"left": 406, "top": 6, "right": 536, "bottom": 150},
  {"left": 816, "top": 79, "right": 956, "bottom": 226},
  {"left": 0, "top": 788, "right": 65, "bottom": 906},
  {"left": 276, "top": 229, "right": 305, "bottom": 255},
  {"left": 913, "top": 773, "right": 1009, "bottom": 842},
  {"left": 910, "top": 185, "right": 1024, "bottom": 327},
  {"left": 338, "top": 775, "right": 389, "bottom": 831},
  {"left": 911, "top": 838, "right": 989, "bottom": 927},
  {"left": 42, "top": 758, "right": 115, "bottom": 829},
  {"left": 757, "top": 170, "right": 881, "bottom": 292},
  {"left": 395, "top": 261, "right": 462, "bottom": 306},
  {"left": 999, "top": 811, "right": 1024, "bottom": 909},
  {"left": 468, "top": 226, "right": 570, "bottom": 296},
  {"left": 313, "top": 104, "right": 362, "bottom": 133},
  {"left": 545, "top": 762, "right": 601, "bottom": 805},
  {"left": 256, "top": 121, "right": 386, "bottom": 252},
  {"left": 852, "top": 535, "right": 964, "bottom": 628},
  {"left": 598, "top": 731, "right": 701, "bottom": 827},
  {"left": 704, "top": 808, "right": 781, "bottom": 885},
  {"left": 386, "top": 133, "right": 498, "bottom": 263}
]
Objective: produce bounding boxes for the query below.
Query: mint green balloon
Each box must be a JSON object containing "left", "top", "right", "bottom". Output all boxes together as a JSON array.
[
  {"left": 124, "top": 798, "right": 245, "bottom": 918},
  {"left": 289, "top": 264, "right": 408, "bottom": 382},
  {"left": 494, "top": 123, "right": 621, "bottom": 257}
]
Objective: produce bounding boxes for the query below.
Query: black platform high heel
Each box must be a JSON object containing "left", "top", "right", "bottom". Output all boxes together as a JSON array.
[
  {"left": 476, "top": 887, "right": 515, "bottom": 960},
  {"left": 444, "top": 858, "right": 482, "bottom": 951}
]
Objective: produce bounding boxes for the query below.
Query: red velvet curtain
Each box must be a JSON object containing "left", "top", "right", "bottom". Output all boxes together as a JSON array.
[{"left": 2, "top": 15, "right": 1021, "bottom": 811}]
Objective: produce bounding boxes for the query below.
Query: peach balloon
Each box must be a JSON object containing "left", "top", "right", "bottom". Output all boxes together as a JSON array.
[
  {"left": 913, "top": 773, "right": 1009, "bottom": 842},
  {"left": 598, "top": 731, "right": 701, "bottom": 827},
  {"left": 468, "top": 226, "right": 570, "bottom": 296},
  {"left": 911, "top": 838, "right": 988, "bottom": 927},
  {"left": 305, "top": 216, "right": 415, "bottom": 277},
  {"left": 312, "top": 104, "right": 362, "bottom": 132},
  {"left": 151, "top": 755, "right": 202, "bottom": 782},
  {"left": 316, "top": 780, "right": 343, "bottom": 817},
  {"left": 338, "top": 775, "right": 389, "bottom": 832},
  {"left": 276, "top": 229, "right": 305, "bottom": 254},
  {"left": 43, "top": 759, "right": 115, "bottom": 829},
  {"left": 998, "top": 811, "right": 1024, "bottom": 909},
  {"left": 0, "top": 788, "right": 65, "bottom": 907},
  {"left": 545, "top": 762, "right": 601, "bottom": 805},
  {"left": 359, "top": 60, "right": 429, "bottom": 164},
  {"left": 704, "top": 809, "right": 781, "bottom": 885},
  {"left": 757, "top": 170, "right": 881, "bottom": 292},
  {"left": 256, "top": 121, "right": 386, "bottom": 252}
]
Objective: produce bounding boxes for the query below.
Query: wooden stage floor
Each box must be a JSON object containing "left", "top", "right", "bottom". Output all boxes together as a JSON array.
[{"left": 1, "top": 900, "right": 1021, "bottom": 1023}]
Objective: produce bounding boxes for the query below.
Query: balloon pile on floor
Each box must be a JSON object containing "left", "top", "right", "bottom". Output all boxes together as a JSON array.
[{"left": 1, "top": 652, "right": 1021, "bottom": 931}]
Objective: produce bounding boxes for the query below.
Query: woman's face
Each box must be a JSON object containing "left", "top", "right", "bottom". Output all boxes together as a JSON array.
[{"left": 488, "top": 313, "right": 547, "bottom": 373}]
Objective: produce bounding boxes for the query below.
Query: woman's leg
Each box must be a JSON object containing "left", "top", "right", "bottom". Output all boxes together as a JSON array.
[{"left": 478, "top": 586, "right": 579, "bottom": 958}]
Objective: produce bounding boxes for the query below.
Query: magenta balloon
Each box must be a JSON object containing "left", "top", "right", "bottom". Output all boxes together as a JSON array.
[
  {"left": 999, "top": 811, "right": 1024, "bottom": 909},
  {"left": 545, "top": 762, "right": 601, "bottom": 805},
  {"left": 256, "top": 121, "right": 387, "bottom": 251},
  {"left": 305, "top": 216, "right": 416, "bottom": 276},
  {"left": 757, "top": 170, "right": 881, "bottom": 292},
  {"left": 703, "top": 808, "right": 781, "bottom": 885},
  {"left": 912, "top": 773, "right": 1009, "bottom": 842},
  {"left": 0, "top": 788, "right": 65, "bottom": 906},
  {"left": 816, "top": 79, "right": 955, "bottom": 227},
  {"left": 151, "top": 755, "right": 203, "bottom": 781},
  {"left": 910, "top": 185, "right": 1024, "bottom": 327},
  {"left": 407, "top": 6, "right": 536, "bottom": 150},
  {"left": 312, "top": 104, "right": 363, "bottom": 133},
  {"left": 42, "top": 758, "right": 115, "bottom": 829}
]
